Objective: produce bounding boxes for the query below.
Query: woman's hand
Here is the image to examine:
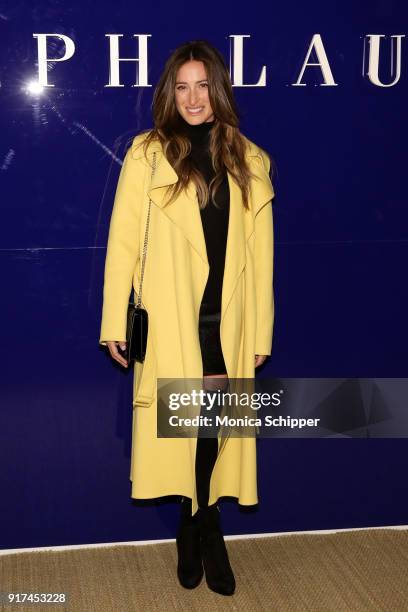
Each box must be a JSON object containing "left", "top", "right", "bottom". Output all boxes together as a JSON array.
[
  {"left": 255, "top": 354, "right": 267, "bottom": 368},
  {"left": 106, "top": 341, "right": 128, "bottom": 368}
]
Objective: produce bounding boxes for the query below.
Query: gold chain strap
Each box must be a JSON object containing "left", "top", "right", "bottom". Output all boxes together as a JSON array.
[{"left": 135, "top": 151, "right": 157, "bottom": 308}]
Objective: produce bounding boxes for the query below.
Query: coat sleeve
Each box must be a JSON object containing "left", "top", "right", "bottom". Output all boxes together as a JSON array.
[
  {"left": 254, "top": 150, "right": 275, "bottom": 356},
  {"left": 99, "top": 144, "right": 145, "bottom": 346}
]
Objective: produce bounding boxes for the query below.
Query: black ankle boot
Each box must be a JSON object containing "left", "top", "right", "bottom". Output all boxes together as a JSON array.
[
  {"left": 198, "top": 503, "right": 236, "bottom": 596},
  {"left": 176, "top": 497, "right": 203, "bottom": 589}
]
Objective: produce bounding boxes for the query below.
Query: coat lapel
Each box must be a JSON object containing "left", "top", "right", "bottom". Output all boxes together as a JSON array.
[
  {"left": 137, "top": 137, "right": 274, "bottom": 321},
  {"left": 143, "top": 144, "right": 208, "bottom": 265},
  {"left": 221, "top": 156, "right": 274, "bottom": 321}
]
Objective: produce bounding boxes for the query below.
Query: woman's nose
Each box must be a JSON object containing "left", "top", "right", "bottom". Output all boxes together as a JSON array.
[{"left": 189, "top": 90, "right": 198, "bottom": 105}]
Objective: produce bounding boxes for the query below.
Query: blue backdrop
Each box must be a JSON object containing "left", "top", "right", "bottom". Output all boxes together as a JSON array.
[{"left": 1, "top": 0, "right": 407, "bottom": 550}]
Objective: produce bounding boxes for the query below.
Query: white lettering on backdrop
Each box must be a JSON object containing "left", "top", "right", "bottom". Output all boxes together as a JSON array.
[{"left": 31, "top": 33, "right": 405, "bottom": 88}]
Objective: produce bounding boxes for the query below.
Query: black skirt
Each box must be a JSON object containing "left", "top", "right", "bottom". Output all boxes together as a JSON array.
[{"left": 198, "top": 308, "right": 227, "bottom": 376}]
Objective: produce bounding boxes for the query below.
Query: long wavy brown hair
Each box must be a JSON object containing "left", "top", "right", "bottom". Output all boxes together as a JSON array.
[{"left": 133, "top": 39, "right": 273, "bottom": 210}]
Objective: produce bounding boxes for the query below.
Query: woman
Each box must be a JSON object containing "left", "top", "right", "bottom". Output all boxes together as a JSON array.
[{"left": 99, "top": 40, "right": 275, "bottom": 596}]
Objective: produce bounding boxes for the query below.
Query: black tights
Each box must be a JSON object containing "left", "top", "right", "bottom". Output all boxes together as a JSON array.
[
  {"left": 195, "top": 437, "right": 219, "bottom": 508},
  {"left": 194, "top": 376, "right": 229, "bottom": 509}
]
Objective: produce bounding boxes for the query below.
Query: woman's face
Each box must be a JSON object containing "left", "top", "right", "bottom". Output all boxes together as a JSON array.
[{"left": 175, "top": 60, "right": 215, "bottom": 125}]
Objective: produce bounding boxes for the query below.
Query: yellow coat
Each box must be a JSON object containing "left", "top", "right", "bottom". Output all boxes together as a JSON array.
[{"left": 99, "top": 130, "right": 275, "bottom": 516}]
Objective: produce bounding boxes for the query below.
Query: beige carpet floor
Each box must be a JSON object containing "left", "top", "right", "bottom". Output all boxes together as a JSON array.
[{"left": 1, "top": 528, "right": 408, "bottom": 611}]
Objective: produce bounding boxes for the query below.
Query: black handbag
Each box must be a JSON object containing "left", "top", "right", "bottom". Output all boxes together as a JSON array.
[{"left": 126, "top": 151, "right": 157, "bottom": 363}]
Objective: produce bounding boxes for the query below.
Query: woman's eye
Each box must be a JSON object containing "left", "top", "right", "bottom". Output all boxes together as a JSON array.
[{"left": 176, "top": 83, "right": 208, "bottom": 91}]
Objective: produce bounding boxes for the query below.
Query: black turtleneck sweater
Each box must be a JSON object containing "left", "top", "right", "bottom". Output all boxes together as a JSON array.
[{"left": 179, "top": 116, "right": 230, "bottom": 316}]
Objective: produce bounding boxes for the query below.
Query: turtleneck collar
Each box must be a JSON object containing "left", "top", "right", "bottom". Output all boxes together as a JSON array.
[{"left": 179, "top": 114, "right": 215, "bottom": 143}]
